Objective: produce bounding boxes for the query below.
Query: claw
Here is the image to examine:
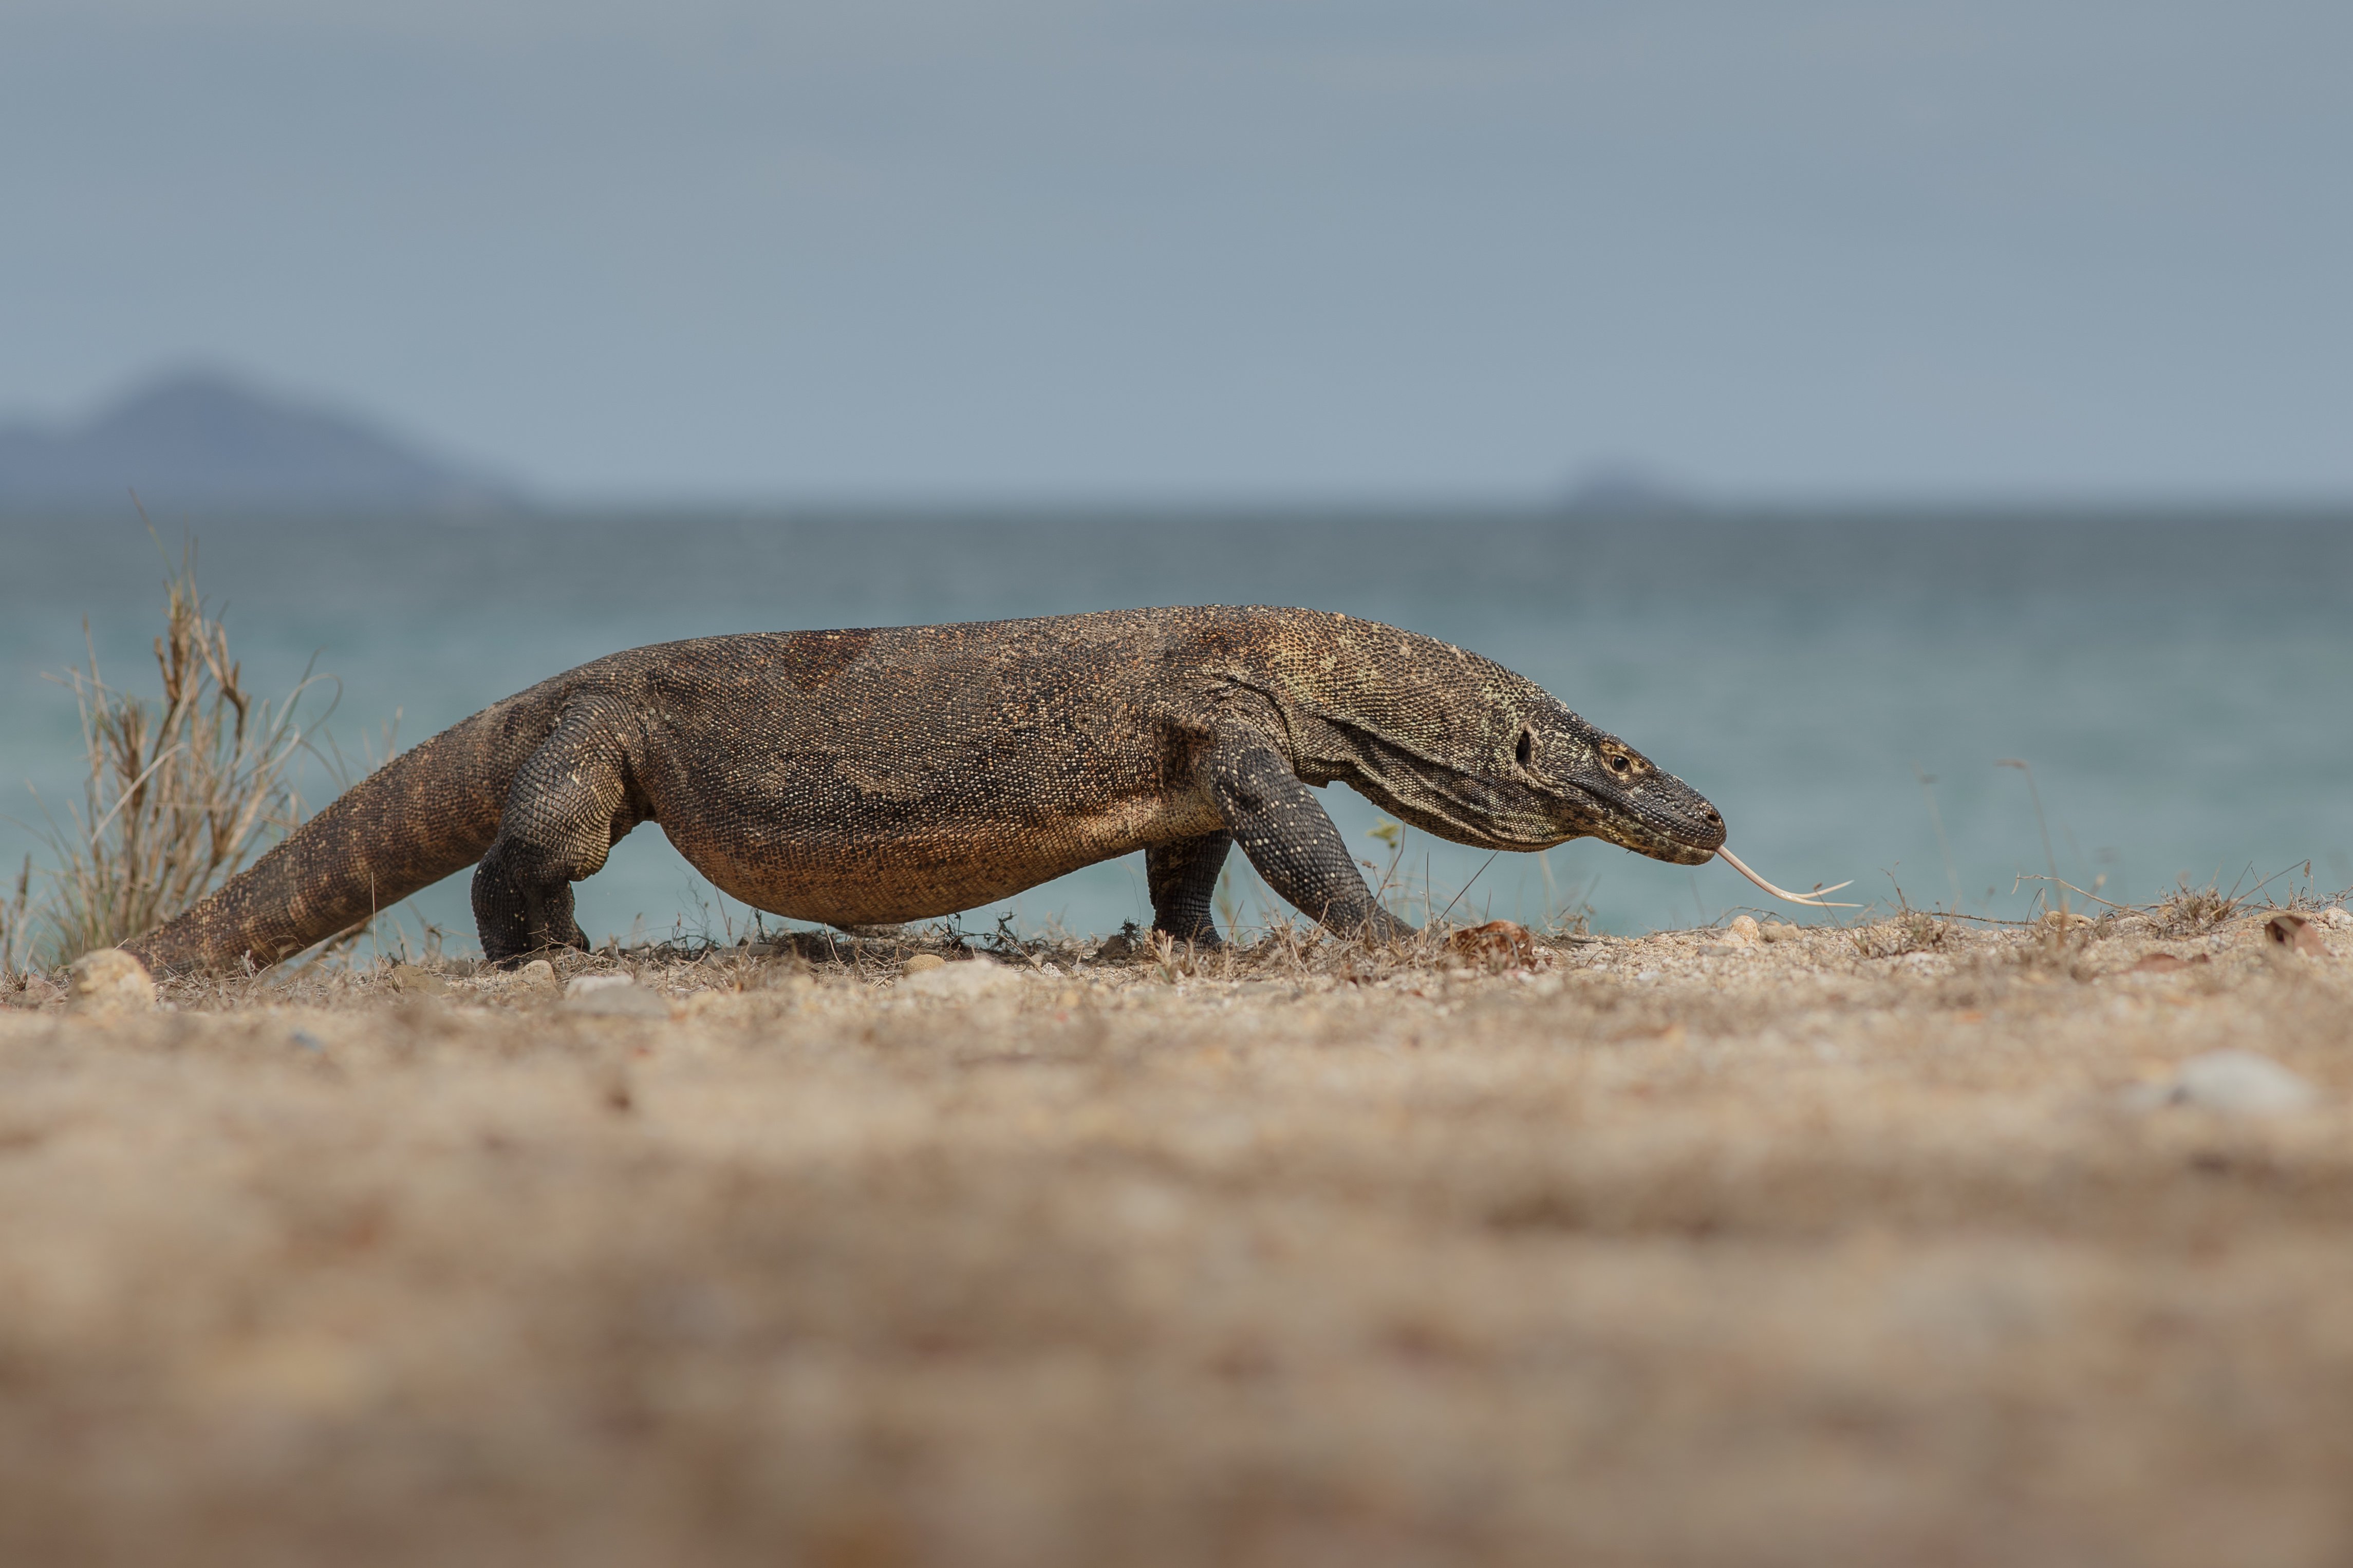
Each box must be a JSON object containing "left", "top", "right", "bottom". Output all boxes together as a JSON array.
[{"left": 1715, "top": 846, "right": 1859, "bottom": 909}]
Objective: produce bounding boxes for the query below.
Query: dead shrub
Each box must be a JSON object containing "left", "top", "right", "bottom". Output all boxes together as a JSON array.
[
  {"left": 1851, "top": 909, "right": 1955, "bottom": 959},
  {"left": 15, "top": 540, "right": 328, "bottom": 969},
  {"left": 2149, "top": 880, "right": 2240, "bottom": 938}
]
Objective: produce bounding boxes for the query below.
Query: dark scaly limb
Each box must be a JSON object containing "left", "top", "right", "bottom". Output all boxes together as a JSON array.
[
  {"left": 1201, "top": 735, "right": 1412, "bottom": 942},
  {"left": 472, "top": 701, "right": 646, "bottom": 964},
  {"left": 1146, "top": 830, "right": 1232, "bottom": 947}
]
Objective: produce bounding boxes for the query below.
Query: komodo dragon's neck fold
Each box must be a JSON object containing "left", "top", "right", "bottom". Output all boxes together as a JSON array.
[{"left": 120, "top": 607, "right": 1726, "bottom": 974}]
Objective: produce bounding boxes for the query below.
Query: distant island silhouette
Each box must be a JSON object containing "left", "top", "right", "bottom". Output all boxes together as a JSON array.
[{"left": 0, "top": 369, "right": 522, "bottom": 512}]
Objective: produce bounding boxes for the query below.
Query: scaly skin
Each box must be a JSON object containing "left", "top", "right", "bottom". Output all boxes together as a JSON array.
[{"left": 122, "top": 607, "right": 1727, "bottom": 973}]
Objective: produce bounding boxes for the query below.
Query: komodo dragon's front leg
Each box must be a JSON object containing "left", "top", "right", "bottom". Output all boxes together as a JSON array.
[
  {"left": 1197, "top": 733, "right": 1412, "bottom": 943},
  {"left": 473, "top": 701, "right": 644, "bottom": 964}
]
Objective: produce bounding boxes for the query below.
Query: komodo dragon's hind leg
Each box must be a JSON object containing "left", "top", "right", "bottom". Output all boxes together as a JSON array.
[
  {"left": 473, "top": 702, "right": 644, "bottom": 965},
  {"left": 1147, "top": 830, "right": 1232, "bottom": 948}
]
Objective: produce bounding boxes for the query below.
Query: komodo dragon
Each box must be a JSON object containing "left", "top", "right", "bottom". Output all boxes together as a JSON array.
[{"left": 122, "top": 606, "right": 1731, "bottom": 974}]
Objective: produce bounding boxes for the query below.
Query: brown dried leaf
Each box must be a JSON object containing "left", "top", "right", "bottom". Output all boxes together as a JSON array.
[
  {"left": 2266, "top": 914, "right": 2328, "bottom": 956},
  {"left": 1446, "top": 920, "right": 1537, "bottom": 968}
]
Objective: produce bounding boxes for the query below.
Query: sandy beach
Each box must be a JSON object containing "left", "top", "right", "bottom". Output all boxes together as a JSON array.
[{"left": 4, "top": 908, "right": 2350, "bottom": 1566}]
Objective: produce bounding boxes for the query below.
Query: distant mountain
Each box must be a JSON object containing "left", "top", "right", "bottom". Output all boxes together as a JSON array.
[
  {"left": 0, "top": 369, "right": 524, "bottom": 512},
  {"left": 1560, "top": 462, "right": 1702, "bottom": 518}
]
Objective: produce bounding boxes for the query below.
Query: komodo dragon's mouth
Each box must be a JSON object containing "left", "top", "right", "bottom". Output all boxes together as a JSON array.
[{"left": 1573, "top": 775, "right": 1726, "bottom": 866}]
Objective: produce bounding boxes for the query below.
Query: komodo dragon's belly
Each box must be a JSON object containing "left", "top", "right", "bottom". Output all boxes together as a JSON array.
[
  {"left": 633, "top": 664, "right": 1223, "bottom": 926},
  {"left": 666, "top": 788, "right": 1221, "bottom": 927}
]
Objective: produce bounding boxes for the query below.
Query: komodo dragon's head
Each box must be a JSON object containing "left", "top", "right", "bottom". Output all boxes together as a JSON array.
[{"left": 1279, "top": 617, "right": 1728, "bottom": 866}]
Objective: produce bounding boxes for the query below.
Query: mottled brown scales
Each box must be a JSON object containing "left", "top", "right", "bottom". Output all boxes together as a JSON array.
[{"left": 124, "top": 607, "right": 1725, "bottom": 973}]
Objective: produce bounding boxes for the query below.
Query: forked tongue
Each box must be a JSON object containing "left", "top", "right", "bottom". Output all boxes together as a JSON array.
[{"left": 1716, "top": 846, "right": 1859, "bottom": 909}]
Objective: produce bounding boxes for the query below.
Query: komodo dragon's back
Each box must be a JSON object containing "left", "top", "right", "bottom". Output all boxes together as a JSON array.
[{"left": 123, "top": 607, "right": 1727, "bottom": 974}]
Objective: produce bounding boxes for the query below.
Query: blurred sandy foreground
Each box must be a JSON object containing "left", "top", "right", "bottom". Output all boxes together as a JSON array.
[{"left": 4, "top": 913, "right": 2352, "bottom": 1568}]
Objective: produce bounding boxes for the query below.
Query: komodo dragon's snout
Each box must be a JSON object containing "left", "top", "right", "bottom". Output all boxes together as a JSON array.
[
  {"left": 1322, "top": 691, "right": 1725, "bottom": 869},
  {"left": 121, "top": 607, "right": 1738, "bottom": 974}
]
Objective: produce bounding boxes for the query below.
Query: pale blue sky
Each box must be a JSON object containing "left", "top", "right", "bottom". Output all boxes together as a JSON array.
[{"left": 4, "top": 0, "right": 2347, "bottom": 500}]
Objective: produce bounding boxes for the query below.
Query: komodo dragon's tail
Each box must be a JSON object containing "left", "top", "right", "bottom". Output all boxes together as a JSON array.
[{"left": 122, "top": 697, "right": 546, "bottom": 976}]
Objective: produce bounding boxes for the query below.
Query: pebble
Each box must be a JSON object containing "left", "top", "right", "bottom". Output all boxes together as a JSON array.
[
  {"left": 1760, "top": 922, "right": 1801, "bottom": 943},
  {"left": 2322, "top": 906, "right": 2352, "bottom": 929},
  {"left": 903, "top": 953, "right": 946, "bottom": 975},
  {"left": 67, "top": 948, "right": 156, "bottom": 1012},
  {"left": 2124, "top": 1050, "right": 2318, "bottom": 1116},
  {"left": 900, "top": 959, "right": 1029, "bottom": 998},
  {"left": 559, "top": 973, "right": 672, "bottom": 1018},
  {"left": 1725, "top": 915, "right": 1760, "bottom": 946},
  {"left": 518, "top": 959, "right": 558, "bottom": 988}
]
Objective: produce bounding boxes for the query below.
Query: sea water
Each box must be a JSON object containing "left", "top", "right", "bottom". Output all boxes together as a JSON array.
[{"left": 3, "top": 509, "right": 2347, "bottom": 953}]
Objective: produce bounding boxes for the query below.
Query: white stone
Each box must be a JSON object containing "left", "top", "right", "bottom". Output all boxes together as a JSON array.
[
  {"left": 900, "top": 959, "right": 1029, "bottom": 998},
  {"left": 68, "top": 948, "right": 156, "bottom": 1011},
  {"left": 2168, "top": 1050, "right": 2317, "bottom": 1115},
  {"left": 2322, "top": 906, "right": 2352, "bottom": 929},
  {"left": 565, "top": 973, "right": 635, "bottom": 998},
  {"left": 561, "top": 973, "right": 671, "bottom": 1018}
]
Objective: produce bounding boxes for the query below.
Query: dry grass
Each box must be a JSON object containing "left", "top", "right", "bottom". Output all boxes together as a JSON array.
[
  {"left": 5, "top": 909, "right": 2352, "bottom": 1566},
  {"left": 11, "top": 539, "right": 324, "bottom": 969}
]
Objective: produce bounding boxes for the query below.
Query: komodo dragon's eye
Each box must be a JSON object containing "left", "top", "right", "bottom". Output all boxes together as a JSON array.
[{"left": 1605, "top": 751, "right": 1633, "bottom": 776}]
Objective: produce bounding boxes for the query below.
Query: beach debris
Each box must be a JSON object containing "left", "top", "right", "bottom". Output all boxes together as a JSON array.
[
  {"left": 67, "top": 948, "right": 156, "bottom": 1012},
  {"left": 1446, "top": 920, "right": 1536, "bottom": 968},
  {"left": 5, "top": 974, "right": 64, "bottom": 1009},
  {"left": 900, "top": 958, "right": 1028, "bottom": 998},
  {"left": 2131, "top": 951, "right": 2209, "bottom": 975},
  {"left": 1714, "top": 847, "right": 1856, "bottom": 908},
  {"left": 518, "top": 959, "right": 558, "bottom": 988},
  {"left": 2265, "top": 914, "right": 2329, "bottom": 956},
  {"left": 903, "top": 953, "right": 947, "bottom": 975},
  {"left": 1760, "top": 921, "right": 1802, "bottom": 943},
  {"left": 1724, "top": 915, "right": 1760, "bottom": 946},
  {"left": 2124, "top": 1050, "right": 2318, "bottom": 1116},
  {"left": 561, "top": 973, "right": 670, "bottom": 1018},
  {"left": 1095, "top": 931, "right": 1136, "bottom": 961},
  {"left": 389, "top": 963, "right": 449, "bottom": 997}
]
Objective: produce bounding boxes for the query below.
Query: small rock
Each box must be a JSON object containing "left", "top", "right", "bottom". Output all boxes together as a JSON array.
[
  {"left": 1096, "top": 933, "right": 1135, "bottom": 961},
  {"left": 560, "top": 973, "right": 671, "bottom": 1018},
  {"left": 2321, "top": 906, "right": 2352, "bottom": 929},
  {"left": 900, "top": 959, "right": 1029, "bottom": 998},
  {"left": 2143, "top": 1050, "right": 2319, "bottom": 1116},
  {"left": 67, "top": 948, "right": 156, "bottom": 1012},
  {"left": 1760, "top": 922, "right": 1801, "bottom": 943},
  {"left": 518, "top": 959, "right": 558, "bottom": 988},
  {"left": 389, "top": 962, "right": 449, "bottom": 996},
  {"left": 903, "top": 953, "right": 947, "bottom": 975},
  {"left": 1725, "top": 915, "right": 1760, "bottom": 946}
]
